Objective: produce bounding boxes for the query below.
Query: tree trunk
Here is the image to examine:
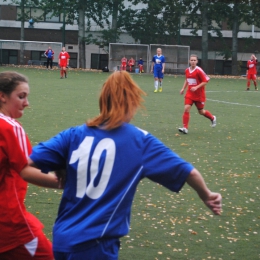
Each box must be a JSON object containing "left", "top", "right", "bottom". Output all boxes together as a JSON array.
[
  {"left": 231, "top": 4, "right": 239, "bottom": 75},
  {"left": 20, "top": 0, "right": 25, "bottom": 65},
  {"left": 78, "top": 6, "right": 85, "bottom": 68},
  {"left": 201, "top": 0, "right": 208, "bottom": 73},
  {"left": 111, "top": 0, "right": 120, "bottom": 43}
]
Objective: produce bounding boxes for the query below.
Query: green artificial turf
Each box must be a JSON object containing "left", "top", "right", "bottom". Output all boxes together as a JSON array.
[{"left": 1, "top": 66, "right": 259, "bottom": 260}]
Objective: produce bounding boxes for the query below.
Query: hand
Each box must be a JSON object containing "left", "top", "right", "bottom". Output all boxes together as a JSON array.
[
  {"left": 202, "top": 192, "right": 222, "bottom": 215},
  {"left": 190, "top": 86, "right": 197, "bottom": 92},
  {"left": 180, "top": 89, "right": 184, "bottom": 95},
  {"left": 55, "top": 169, "right": 66, "bottom": 189}
]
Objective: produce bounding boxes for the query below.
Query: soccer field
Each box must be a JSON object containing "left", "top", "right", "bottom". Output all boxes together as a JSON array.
[{"left": 1, "top": 67, "right": 259, "bottom": 260}]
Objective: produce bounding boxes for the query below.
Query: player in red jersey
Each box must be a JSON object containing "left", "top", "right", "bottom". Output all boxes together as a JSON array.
[
  {"left": 246, "top": 54, "right": 258, "bottom": 91},
  {"left": 178, "top": 54, "right": 216, "bottom": 134},
  {"left": 59, "top": 47, "right": 70, "bottom": 79},
  {"left": 0, "top": 71, "right": 58, "bottom": 260},
  {"left": 121, "top": 56, "right": 127, "bottom": 71},
  {"left": 128, "top": 57, "right": 135, "bottom": 72}
]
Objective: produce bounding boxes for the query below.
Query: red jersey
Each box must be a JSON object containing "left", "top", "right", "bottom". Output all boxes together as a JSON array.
[
  {"left": 247, "top": 59, "right": 258, "bottom": 75},
  {"left": 128, "top": 58, "right": 135, "bottom": 66},
  {"left": 121, "top": 57, "right": 127, "bottom": 66},
  {"left": 0, "top": 114, "right": 43, "bottom": 252},
  {"left": 59, "top": 51, "right": 70, "bottom": 66},
  {"left": 184, "top": 66, "right": 210, "bottom": 102}
]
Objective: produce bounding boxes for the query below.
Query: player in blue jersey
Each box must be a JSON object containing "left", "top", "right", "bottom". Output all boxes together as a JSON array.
[
  {"left": 151, "top": 48, "right": 165, "bottom": 92},
  {"left": 44, "top": 46, "right": 54, "bottom": 69},
  {"left": 20, "top": 71, "right": 222, "bottom": 260}
]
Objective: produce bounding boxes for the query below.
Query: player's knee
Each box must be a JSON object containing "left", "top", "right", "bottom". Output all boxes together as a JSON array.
[{"left": 198, "top": 109, "right": 204, "bottom": 115}]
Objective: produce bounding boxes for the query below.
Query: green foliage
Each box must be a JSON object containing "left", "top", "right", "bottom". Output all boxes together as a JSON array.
[{"left": 1, "top": 66, "right": 259, "bottom": 259}]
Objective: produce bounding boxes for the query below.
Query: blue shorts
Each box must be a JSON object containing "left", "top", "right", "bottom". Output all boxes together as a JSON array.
[
  {"left": 54, "top": 238, "right": 120, "bottom": 260},
  {"left": 153, "top": 67, "right": 164, "bottom": 79}
]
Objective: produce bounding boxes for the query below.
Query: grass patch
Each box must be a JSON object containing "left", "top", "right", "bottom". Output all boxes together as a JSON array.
[{"left": 1, "top": 66, "right": 259, "bottom": 259}]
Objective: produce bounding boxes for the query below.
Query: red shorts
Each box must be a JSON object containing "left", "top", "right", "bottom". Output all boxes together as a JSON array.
[
  {"left": 59, "top": 63, "right": 67, "bottom": 68},
  {"left": 185, "top": 98, "right": 205, "bottom": 110},
  {"left": 247, "top": 74, "right": 257, "bottom": 80},
  {"left": 0, "top": 231, "right": 53, "bottom": 260}
]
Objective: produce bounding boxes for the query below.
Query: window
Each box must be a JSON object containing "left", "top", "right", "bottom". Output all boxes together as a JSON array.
[
  {"left": 45, "top": 11, "right": 60, "bottom": 22},
  {"left": 31, "top": 51, "right": 46, "bottom": 61},
  {"left": 1, "top": 50, "right": 18, "bottom": 65},
  {"left": 17, "top": 7, "right": 62, "bottom": 23}
]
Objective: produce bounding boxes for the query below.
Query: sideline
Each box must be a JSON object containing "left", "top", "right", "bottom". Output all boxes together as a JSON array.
[{"left": 207, "top": 99, "right": 260, "bottom": 108}]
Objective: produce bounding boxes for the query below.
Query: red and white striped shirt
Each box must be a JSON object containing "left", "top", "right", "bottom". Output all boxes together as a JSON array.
[{"left": 0, "top": 114, "right": 43, "bottom": 252}]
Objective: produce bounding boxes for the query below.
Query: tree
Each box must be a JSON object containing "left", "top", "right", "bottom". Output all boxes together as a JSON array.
[
  {"left": 208, "top": 1, "right": 260, "bottom": 75},
  {"left": 181, "top": 0, "right": 225, "bottom": 73},
  {"left": 122, "top": 0, "right": 185, "bottom": 44}
]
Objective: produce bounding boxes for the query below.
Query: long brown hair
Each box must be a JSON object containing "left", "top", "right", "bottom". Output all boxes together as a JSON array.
[{"left": 87, "top": 71, "right": 146, "bottom": 130}]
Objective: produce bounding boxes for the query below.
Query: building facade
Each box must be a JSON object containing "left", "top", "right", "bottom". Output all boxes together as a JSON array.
[{"left": 1, "top": 0, "right": 260, "bottom": 74}]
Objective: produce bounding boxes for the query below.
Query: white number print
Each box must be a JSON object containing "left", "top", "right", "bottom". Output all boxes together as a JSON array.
[{"left": 69, "top": 137, "right": 116, "bottom": 199}]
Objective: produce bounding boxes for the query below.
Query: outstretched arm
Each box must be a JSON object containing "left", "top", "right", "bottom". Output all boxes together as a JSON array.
[
  {"left": 186, "top": 168, "right": 222, "bottom": 215},
  {"left": 20, "top": 158, "right": 61, "bottom": 189},
  {"left": 20, "top": 165, "right": 60, "bottom": 189}
]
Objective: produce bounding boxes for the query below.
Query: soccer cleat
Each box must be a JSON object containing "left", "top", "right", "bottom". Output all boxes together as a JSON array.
[
  {"left": 65, "top": 75, "right": 67, "bottom": 78},
  {"left": 60, "top": 77, "right": 63, "bottom": 79},
  {"left": 255, "top": 87, "right": 258, "bottom": 91},
  {"left": 211, "top": 116, "right": 217, "bottom": 127},
  {"left": 246, "top": 88, "right": 250, "bottom": 91},
  {"left": 154, "top": 89, "right": 158, "bottom": 93},
  {"left": 159, "top": 87, "right": 163, "bottom": 92},
  {"left": 178, "top": 127, "right": 188, "bottom": 134}
]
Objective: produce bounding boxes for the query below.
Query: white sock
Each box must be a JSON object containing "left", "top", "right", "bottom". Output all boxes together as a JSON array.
[{"left": 154, "top": 81, "right": 158, "bottom": 90}]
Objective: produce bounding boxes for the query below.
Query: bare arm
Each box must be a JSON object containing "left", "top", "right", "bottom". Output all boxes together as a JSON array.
[
  {"left": 180, "top": 79, "right": 188, "bottom": 94},
  {"left": 162, "top": 63, "right": 165, "bottom": 73},
  {"left": 151, "top": 62, "right": 154, "bottom": 72},
  {"left": 20, "top": 165, "right": 60, "bottom": 189},
  {"left": 186, "top": 168, "right": 222, "bottom": 215},
  {"left": 190, "top": 81, "right": 207, "bottom": 92}
]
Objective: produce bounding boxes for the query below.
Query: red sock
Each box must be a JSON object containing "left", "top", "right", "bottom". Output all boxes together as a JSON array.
[
  {"left": 254, "top": 81, "right": 257, "bottom": 87},
  {"left": 183, "top": 112, "right": 190, "bottom": 129},
  {"left": 60, "top": 70, "right": 63, "bottom": 77},
  {"left": 247, "top": 81, "right": 250, "bottom": 87},
  {"left": 203, "top": 110, "right": 214, "bottom": 121}
]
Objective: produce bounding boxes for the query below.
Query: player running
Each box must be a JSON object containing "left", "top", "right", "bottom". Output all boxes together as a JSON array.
[
  {"left": 178, "top": 54, "right": 216, "bottom": 134},
  {"left": 59, "top": 46, "right": 70, "bottom": 79},
  {"left": 20, "top": 71, "right": 222, "bottom": 260},
  {"left": 151, "top": 48, "right": 165, "bottom": 92},
  {"left": 246, "top": 54, "right": 258, "bottom": 91}
]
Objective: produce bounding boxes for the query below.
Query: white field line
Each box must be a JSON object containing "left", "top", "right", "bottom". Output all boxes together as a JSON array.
[{"left": 207, "top": 99, "right": 260, "bottom": 108}]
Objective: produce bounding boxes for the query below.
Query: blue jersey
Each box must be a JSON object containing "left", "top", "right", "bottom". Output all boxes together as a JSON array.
[
  {"left": 45, "top": 49, "right": 53, "bottom": 59},
  {"left": 30, "top": 123, "right": 193, "bottom": 252},
  {"left": 152, "top": 55, "right": 165, "bottom": 70}
]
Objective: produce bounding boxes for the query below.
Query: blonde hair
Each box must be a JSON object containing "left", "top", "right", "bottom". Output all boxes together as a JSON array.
[{"left": 87, "top": 71, "right": 146, "bottom": 130}]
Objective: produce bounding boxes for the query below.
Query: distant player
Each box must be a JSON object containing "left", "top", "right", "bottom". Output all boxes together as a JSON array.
[
  {"left": 58, "top": 47, "right": 70, "bottom": 79},
  {"left": 178, "top": 54, "right": 216, "bottom": 134},
  {"left": 121, "top": 56, "right": 127, "bottom": 71},
  {"left": 151, "top": 48, "right": 165, "bottom": 92},
  {"left": 246, "top": 54, "right": 258, "bottom": 91},
  {"left": 128, "top": 57, "right": 135, "bottom": 72},
  {"left": 138, "top": 58, "right": 144, "bottom": 73},
  {"left": 44, "top": 46, "right": 54, "bottom": 69}
]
